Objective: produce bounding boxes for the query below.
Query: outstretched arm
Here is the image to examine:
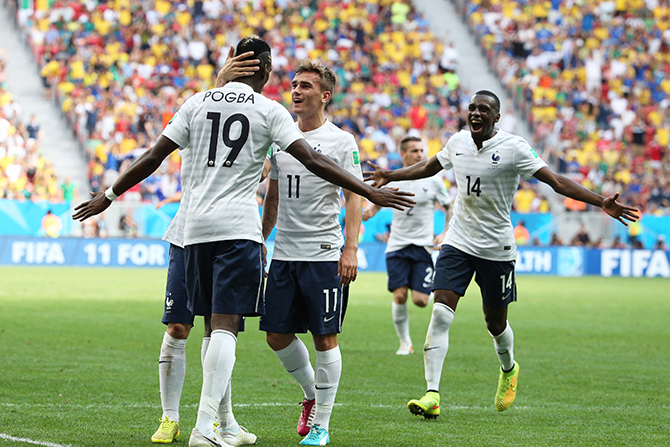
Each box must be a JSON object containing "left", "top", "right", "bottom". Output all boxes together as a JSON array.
[
  {"left": 339, "top": 190, "right": 362, "bottom": 286},
  {"left": 363, "top": 155, "right": 443, "bottom": 187},
  {"left": 534, "top": 166, "right": 639, "bottom": 225},
  {"left": 73, "top": 136, "right": 179, "bottom": 221},
  {"left": 285, "top": 139, "right": 415, "bottom": 210}
]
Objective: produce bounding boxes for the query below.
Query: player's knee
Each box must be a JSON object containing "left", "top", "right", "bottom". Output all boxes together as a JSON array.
[
  {"left": 266, "top": 332, "right": 294, "bottom": 351},
  {"left": 314, "top": 334, "right": 338, "bottom": 351},
  {"left": 484, "top": 317, "right": 506, "bottom": 336},
  {"left": 393, "top": 288, "right": 408, "bottom": 304},
  {"left": 167, "top": 323, "right": 192, "bottom": 339},
  {"left": 412, "top": 291, "right": 430, "bottom": 307}
]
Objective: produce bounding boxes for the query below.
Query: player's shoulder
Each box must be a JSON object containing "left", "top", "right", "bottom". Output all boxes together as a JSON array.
[
  {"left": 323, "top": 120, "right": 355, "bottom": 141},
  {"left": 495, "top": 129, "right": 529, "bottom": 149}
]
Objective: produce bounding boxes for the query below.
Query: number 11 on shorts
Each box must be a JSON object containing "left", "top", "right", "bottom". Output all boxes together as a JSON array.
[{"left": 323, "top": 288, "right": 338, "bottom": 313}]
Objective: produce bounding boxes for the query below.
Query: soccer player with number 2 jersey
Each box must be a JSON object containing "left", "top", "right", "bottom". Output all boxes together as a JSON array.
[{"left": 365, "top": 90, "right": 639, "bottom": 420}]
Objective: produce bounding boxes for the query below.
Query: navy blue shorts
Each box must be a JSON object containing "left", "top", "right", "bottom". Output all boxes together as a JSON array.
[
  {"left": 432, "top": 245, "right": 517, "bottom": 309},
  {"left": 260, "top": 260, "right": 348, "bottom": 336},
  {"left": 162, "top": 244, "right": 195, "bottom": 326},
  {"left": 386, "top": 245, "right": 435, "bottom": 294},
  {"left": 185, "top": 240, "right": 265, "bottom": 317}
]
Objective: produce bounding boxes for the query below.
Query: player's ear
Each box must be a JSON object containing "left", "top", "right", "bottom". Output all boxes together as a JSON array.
[{"left": 322, "top": 90, "right": 331, "bottom": 105}]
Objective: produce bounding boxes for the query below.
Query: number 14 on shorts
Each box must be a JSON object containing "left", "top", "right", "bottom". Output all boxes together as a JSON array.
[{"left": 500, "top": 272, "right": 513, "bottom": 299}]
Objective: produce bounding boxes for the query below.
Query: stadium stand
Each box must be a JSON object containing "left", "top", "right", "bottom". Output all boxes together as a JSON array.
[
  {"left": 13, "top": 0, "right": 471, "bottom": 202},
  {"left": 457, "top": 0, "right": 670, "bottom": 215},
  {"left": 0, "top": 48, "right": 63, "bottom": 202}
]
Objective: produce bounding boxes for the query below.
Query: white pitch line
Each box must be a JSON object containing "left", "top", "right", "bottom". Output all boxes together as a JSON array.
[{"left": 0, "top": 433, "right": 71, "bottom": 447}]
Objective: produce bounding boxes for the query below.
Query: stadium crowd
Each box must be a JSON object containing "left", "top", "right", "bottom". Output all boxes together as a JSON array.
[
  {"left": 0, "top": 48, "right": 77, "bottom": 202},
  {"left": 15, "top": 0, "right": 472, "bottom": 203},
  {"left": 461, "top": 0, "right": 670, "bottom": 215}
]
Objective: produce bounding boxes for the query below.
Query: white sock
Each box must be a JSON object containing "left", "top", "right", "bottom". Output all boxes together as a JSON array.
[
  {"left": 273, "top": 337, "right": 316, "bottom": 400},
  {"left": 312, "top": 346, "right": 342, "bottom": 431},
  {"left": 392, "top": 302, "right": 411, "bottom": 345},
  {"left": 195, "top": 330, "right": 237, "bottom": 436},
  {"left": 159, "top": 332, "right": 187, "bottom": 423},
  {"left": 217, "top": 379, "right": 240, "bottom": 432},
  {"left": 491, "top": 322, "right": 515, "bottom": 372},
  {"left": 424, "top": 303, "right": 455, "bottom": 391},
  {"left": 201, "top": 336, "right": 211, "bottom": 367}
]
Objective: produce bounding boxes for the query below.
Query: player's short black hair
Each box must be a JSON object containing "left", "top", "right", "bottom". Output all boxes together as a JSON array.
[
  {"left": 236, "top": 35, "right": 271, "bottom": 60},
  {"left": 474, "top": 90, "right": 501, "bottom": 113},
  {"left": 399, "top": 136, "right": 421, "bottom": 152}
]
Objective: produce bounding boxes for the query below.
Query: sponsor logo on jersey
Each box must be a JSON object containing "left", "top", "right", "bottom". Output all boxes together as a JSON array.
[
  {"left": 529, "top": 147, "right": 539, "bottom": 159},
  {"left": 352, "top": 150, "right": 360, "bottom": 165}
]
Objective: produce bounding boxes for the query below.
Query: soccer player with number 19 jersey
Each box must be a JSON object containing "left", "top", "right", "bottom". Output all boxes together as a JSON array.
[
  {"left": 365, "top": 90, "right": 639, "bottom": 420},
  {"left": 73, "top": 35, "right": 414, "bottom": 447}
]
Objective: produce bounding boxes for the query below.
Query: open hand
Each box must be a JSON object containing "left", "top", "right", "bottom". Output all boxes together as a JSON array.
[
  {"left": 602, "top": 192, "right": 640, "bottom": 226},
  {"left": 72, "top": 192, "right": 112, "bottom": 221},
  {"left": 215, "top": 45, "right": 260, "bottom": 87},
  {"left": 368, "top": 187, "right": 415, "bottom": 211},
  {"left": 362, "top": 162, "right": 390, "bottom": 188}
]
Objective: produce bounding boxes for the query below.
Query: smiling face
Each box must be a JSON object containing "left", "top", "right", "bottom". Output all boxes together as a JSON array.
[
  {"left": 291, "top": 71, "right": 331, "bottom": 118},
  {"left": 467, "top": 94, "right": 500, "bottom": 142}
]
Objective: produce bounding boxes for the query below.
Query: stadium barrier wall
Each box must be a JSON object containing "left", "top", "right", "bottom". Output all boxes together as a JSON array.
[
  {"left": 3, "top": 200, "right": 669, "bottom": 250},
  {"left": 2, "top": 236, "right": 669, "bottom": 278}
]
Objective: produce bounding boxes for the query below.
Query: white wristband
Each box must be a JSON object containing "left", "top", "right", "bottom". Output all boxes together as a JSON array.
[{"left": 104, "top": 187, "right": 119, "bottom": 202}]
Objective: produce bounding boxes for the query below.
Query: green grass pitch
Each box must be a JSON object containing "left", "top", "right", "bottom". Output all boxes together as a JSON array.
[{"left": 1, "top": 267, "right": 668, "bottom": 446}]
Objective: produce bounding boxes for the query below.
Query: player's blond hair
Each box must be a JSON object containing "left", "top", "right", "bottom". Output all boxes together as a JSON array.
[{"left": 294, "top": 60, "right": 337, "bottom": 96}]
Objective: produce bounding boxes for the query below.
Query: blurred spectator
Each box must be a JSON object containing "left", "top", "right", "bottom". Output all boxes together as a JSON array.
[
  {"left": 654, "top": 235, "right": 668, "bottom": 251},
  {"left": 41, "top": 209, "right": 62, "bottom": 238},
  {"left": 549, "top": 233, "right": 563, "bottom": 246},
  {"left": 571, "top": 223, "right": 591, "bottom": 247},
  {"left": 514, "top": 182, "right": 536, "bottom": 213},
  {"left": 610, "top": 235, "right": 626, "bottom": 249},
  {"left": 513, "top": 220, "right": 530, "bottom": 245},
  {"left": 119, "top": 213, "right": 138, "bottom": 238},
  {"left": 60, "top": 175, "right": 77, "bottom": 205}
]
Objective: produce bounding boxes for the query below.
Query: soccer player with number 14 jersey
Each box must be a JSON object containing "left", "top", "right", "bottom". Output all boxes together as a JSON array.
[{"left": 365, "top": 90, "right": 639, "bottom": 420}]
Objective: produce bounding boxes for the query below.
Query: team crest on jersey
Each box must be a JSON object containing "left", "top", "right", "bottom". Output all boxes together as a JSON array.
[
  {"left": 313, "top": 143, "right": 322, "bottom": 153},
  {"left": 489, "top": 151, "right": 501, "bottom": 169}
]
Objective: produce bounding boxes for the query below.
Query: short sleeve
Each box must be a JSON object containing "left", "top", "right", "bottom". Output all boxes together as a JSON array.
[
  {"left": 435, "top": 138, "right": 454, "bottom": 171},
  {"left": 268, "top": 102, "right": 303, "bottom": 150},
  {"left": 433, "top": 176, "right": 452, "bottom": 208},
  {"left": 161, "top": 96, "right": 196, "bottom": 149},
  {"left": 513, "top": 138, "right": 547, "bottom": 180},
  {"left": 339, "top": 133, "right": 364, "bottom": 181}
]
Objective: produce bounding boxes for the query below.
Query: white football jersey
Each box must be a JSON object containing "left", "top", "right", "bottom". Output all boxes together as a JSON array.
[
  {"left": 162, "top": 150, "right": 192, "bottom": 248},
  {"left": 435, "top": 129, "right": 546, "bottom": 261},
  {"left": 269, "top": 120, "right": 363, "bottom": 261},
  {"left": 386, "top": 175, "right": 452, "bottom": 254},
  {"left": 161, "top": 82, "right": 303, "bottom": 246}
]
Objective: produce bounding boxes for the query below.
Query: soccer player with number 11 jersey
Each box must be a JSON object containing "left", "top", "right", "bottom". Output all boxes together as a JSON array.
[{"left": 74, "top": 35, "right": 414, "bottom": 447}]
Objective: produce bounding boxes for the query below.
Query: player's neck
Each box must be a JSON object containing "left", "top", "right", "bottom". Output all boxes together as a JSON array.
[
  {"left": 472, "top": 130, "right": 497, "bottom": 150},
  {"left": 297, "top": 111, "right": 326, "bottom": 132}
]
